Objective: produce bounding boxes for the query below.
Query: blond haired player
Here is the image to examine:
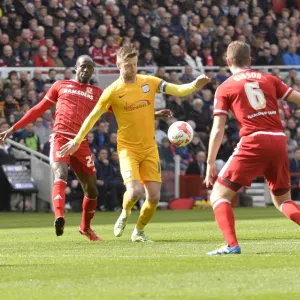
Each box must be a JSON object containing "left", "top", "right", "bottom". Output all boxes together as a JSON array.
[
  {"left": 61, "top": 45, "right": 210, "bottom": 242},
  {"left": 205, "top": 41, "right": 300, "bottom": 255}
]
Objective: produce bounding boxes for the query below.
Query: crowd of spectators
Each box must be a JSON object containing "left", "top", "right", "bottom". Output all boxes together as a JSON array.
[
  {"left": 1, "top": 1, "right": 300, "bottom": 69},
  {"left": 2, "top": 0, "right": 300, "bottom": 208}
]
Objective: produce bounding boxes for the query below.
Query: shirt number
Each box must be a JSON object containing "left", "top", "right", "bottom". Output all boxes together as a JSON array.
[
  {"left": 86, "top": 155, "right": 94, "bottom": 168},
  {"left": 244, "top": 81, "right": 266, "bottom": 110}
]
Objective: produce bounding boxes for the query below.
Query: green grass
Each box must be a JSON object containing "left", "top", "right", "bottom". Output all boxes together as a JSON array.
[{"left": 1, "top": 208, "right": 300, "bottom": 300}]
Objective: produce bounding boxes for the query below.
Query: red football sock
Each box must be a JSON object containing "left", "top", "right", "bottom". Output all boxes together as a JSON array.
[
  {"left": 80, "top": 196, "right": 97, "bottom": 231},
  {"left": 213, "top": 198, "right": 238, "bottom": 247},
  {"left": 280, "top": 200, "right": 300, "bottom": 225},
  {"left": 52, "top": 180, "right": 67, "bottom": 219}
]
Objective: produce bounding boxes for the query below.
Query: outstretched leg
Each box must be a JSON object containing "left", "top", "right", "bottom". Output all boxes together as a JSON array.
[{"left": 114, "top": 180, "right": 142, "bottom": 237}]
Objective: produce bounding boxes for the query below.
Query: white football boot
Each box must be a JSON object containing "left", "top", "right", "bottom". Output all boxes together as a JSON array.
[
  {"left": 114, "top": 210, "right": 129, "bottom": 237},
  {"left": 131, "top": 227, "right": 153, "bottom": 242}
]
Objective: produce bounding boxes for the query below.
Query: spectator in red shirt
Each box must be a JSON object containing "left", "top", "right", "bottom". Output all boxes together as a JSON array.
[
  {"left": 33, "top": 46, "right": 54, "bottom": 67},
  {"left": 34, "top": 26, "right": 46, "bottom": 46},
  {"left": 89, "top": 38, "right": 104, "bottom": 66},
  {"left": 102, "top": 36, "right": 119, "bottom": 66}
]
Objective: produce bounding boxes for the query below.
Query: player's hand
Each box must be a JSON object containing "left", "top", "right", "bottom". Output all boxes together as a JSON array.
[
  {"left": 155, "top": 109, "right": 173, "bottom": 119},
  {"left": 195, "top": 74, "right": 211, "bottom": 89},
  {"left": 0, "top": 127, "right": 14, "bottom": 144},
  {"left": 60, "top": 139, "right": 80, "bottom": 157},
  {"left": 205, "top": 163, "right": 217, "bottom": 188}
]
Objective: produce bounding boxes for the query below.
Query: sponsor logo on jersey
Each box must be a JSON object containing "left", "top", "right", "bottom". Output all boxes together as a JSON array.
[
  {"left": 124, "top": 100, "right": 150, "bottom": 111},
  {"left": 247, "top": 110, "right": 276, "bottom": 119},
  {"left": 86, "top": 87, "right": 93, "bottom": 94},
  {"left": 141, "top": 84, "right": 150, "bottom": 93},
  {"left": 233, "top": 72, "right": 262, "bottom": 82},
  {"left": 62, "top": 88, "right": 94, "bottom": 100}
]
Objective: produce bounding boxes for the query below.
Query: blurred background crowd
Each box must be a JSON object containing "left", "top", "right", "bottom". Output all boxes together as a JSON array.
[{"left": 1, "top": 0, "right": 300, "bottom": 211}]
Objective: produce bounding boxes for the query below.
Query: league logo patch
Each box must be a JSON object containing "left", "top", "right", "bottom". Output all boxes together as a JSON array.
[
  {"left": 56, "top": 151, "right": 62, "bottom": 158},
  {"left": 124, "top": 170, "right": 131, "bottom": 179},
  {"left": 86, "top": 87, "right": 93, "bottom": 94},
  {"left": 141, "top": 84, "right": 150, "bottom": 93}
]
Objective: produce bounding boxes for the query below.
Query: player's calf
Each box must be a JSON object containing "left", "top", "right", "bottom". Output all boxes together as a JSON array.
[{"left": 271, "top": 190, "right": 300, "bottom": 225}]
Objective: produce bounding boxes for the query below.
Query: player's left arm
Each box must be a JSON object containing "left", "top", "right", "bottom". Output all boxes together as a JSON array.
[
  {"left": 159, "top": 75, "right": 211, "bottom": 97},
  {"left": 205, "top": 115, "right": 227, "bottom": 187}
]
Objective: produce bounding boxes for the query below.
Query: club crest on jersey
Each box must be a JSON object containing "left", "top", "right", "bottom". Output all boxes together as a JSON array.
[
  {"left": 141, "top": 84, "right": 150, "bottom": 93},
  {"left": 86, "top": 87, "right": 93, "bottom": 94}
]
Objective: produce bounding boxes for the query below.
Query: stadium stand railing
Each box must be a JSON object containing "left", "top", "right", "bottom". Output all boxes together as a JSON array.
[{"left": 7, "top": 138, "right": 53, "bottom": 210}]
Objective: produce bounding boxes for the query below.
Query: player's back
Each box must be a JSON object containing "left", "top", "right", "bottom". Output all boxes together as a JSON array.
[{"left": 214, "top": 69, "right": 293, "bottom": 137}]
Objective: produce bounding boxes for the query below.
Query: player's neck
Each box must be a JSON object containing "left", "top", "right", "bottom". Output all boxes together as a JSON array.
[
  {"left": 120, "top": 75, "right": 137, "bottom": 84},
  {"left": 230, "top": 66, "right": 251, "bottom": 75}
]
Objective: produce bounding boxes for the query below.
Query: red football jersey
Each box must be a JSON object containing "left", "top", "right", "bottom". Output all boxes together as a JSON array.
[
  {"left": 45, "top": 80, "right": 102, "bottom": 136},
  {"left": 214, "top": 69, "right": 293, "bottom": 137},
  {"left": 102, "top": 45, "right": 119, "bottom": 65},
  {"left": 89, "top": 47, "right": 104, "bottom": 66}
]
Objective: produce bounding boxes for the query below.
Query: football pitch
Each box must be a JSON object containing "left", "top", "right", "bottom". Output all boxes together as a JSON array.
[{"left": 1, "top": 208, "right": 300, "bottom": 300}]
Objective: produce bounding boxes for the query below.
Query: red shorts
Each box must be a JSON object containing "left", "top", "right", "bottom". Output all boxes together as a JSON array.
[
  {"left": 218, "top": 132, "right": 290, "bottom": 195},
  {"left": 49, "top": 133, "right": 96, "bottom": 175}
]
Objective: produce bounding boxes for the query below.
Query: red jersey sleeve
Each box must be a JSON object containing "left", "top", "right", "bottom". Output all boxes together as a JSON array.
[
  {"left": 213, "top": 85, "right": 229, "bottom": 116},
  {"left": 45, "top": 81, "right": 60, "bottom": 104},
  {"left": 274, "top": 76, "right": 293, "bottom": 101},
  {"left": 13, "top": 82, "right": 60, "bottom": 131}
]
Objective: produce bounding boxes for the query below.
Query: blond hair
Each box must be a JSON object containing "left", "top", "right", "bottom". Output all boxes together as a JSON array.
[
  {"left": 116, "top": 44, "right": 138, "bottom": 61},
  {"left": 227, "top": 41, "right": 250, "bottom": 68}
]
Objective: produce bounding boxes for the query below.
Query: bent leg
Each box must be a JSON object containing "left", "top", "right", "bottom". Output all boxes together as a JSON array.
[
  {"left": 271, "top": 190, "right": 300, "bottom": 225},
  {"left": 122, "top": 181, "right": 143, "bottom": 216}
]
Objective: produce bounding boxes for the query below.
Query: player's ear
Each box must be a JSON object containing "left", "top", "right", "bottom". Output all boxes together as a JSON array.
[{"left": 226, "top": 58, "right": 232, "bottom": 67}]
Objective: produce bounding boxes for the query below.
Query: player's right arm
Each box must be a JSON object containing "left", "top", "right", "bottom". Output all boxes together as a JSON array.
[
  {"left": 0, "top": 83, "right": 59, "bottom": 143},
  {"left": 205, "top": 85, "right": 229, "bottom": 188},
  {"left": 60, "top": 88, "right": 112, "bottom": 156}
]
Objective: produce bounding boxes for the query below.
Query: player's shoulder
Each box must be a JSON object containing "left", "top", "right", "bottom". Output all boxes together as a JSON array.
[
  {"left": 138, "top": 74, "right": 162, "bottom": 86},
  {"left": 54, "top": 80, "right": 74, "bottom": 88},
  {"left": 215, "top": 76, "right": 232, "bottom": 94}
]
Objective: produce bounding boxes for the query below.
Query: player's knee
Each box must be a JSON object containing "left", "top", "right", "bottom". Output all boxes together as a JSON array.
[
  {"left": 147, "top": 191, "right": 160, "bottom": 204},
  {"left": 127, "top": 188, "right": 142, "bottom": 202},
  {"left": 148, "top": 196, "right": 160, "bottom": 205},
  {"left": 54, "top": 170, "right": 67, "bottom": 182},
  {"left": 86, "top": 185, "right": 98, "bottom": 199}
]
